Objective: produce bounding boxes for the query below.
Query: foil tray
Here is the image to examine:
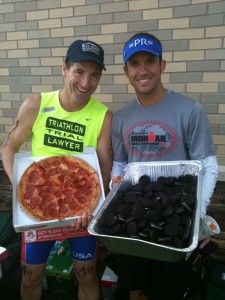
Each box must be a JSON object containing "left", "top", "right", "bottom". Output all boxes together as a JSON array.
[{"left": 88, "top": 161, "right": 203, "bottom": 262}]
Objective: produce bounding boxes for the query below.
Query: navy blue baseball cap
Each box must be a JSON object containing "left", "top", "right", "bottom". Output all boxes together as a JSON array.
[
  {"left": 123, "top": 34, "right": 162, "bottom": 62},
  {"left": 66, "top": 40, "right": 106, "bottom": 70}
]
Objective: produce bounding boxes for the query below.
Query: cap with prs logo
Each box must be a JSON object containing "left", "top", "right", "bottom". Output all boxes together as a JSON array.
[
  {"left": 123, "top": 35, "right": 162, "bottom": 63},
  {"left": 65, "top": 40, "right": 106, "bottom": 70}
]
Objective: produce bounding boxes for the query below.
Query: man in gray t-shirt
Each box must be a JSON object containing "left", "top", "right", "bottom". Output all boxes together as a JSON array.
[
  {"left": 112, "top": 89, "right": 215, "bottom": 164},
  {"left": 111, "top": 32, "right": 218, "bottom": 300}
]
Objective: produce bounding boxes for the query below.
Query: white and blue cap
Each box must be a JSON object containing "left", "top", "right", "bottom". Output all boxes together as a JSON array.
[{"left": 123, "top": 35, "right": 162, "bottom": 63}]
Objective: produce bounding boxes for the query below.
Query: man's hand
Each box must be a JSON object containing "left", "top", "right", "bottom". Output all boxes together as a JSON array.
[
  {"left": 198, "top": 237, "right": 211, "bottom": 249},
  {"left": 70, "top": 212, "right": 92, "bottom": 229},
  {"left": 111, "top": 176, "right": 124, "bottom": 188}
]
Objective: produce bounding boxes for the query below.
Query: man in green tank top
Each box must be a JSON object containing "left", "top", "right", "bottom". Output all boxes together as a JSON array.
[{"left": 2, "top": 39, "right": 112, "bottom": 300}]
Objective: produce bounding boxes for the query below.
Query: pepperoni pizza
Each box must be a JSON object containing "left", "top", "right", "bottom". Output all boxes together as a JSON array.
[{"left": 18, "top": 155, "right": 101, "bottom": 221}]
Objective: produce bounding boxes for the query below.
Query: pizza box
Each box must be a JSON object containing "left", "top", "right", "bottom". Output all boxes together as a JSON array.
[
  {"left": 88, "top": 160, "right": 203, "bottom": 262},
  {"left": 0, "top": 246, "right": 9, "bottom": 263},
  {"left": 13, "top": 147, "right": 105, "bottom": 240},
  {"left": 101, "top": 266, "right": 118, "bottom": 300},
  {"left": 0, "top": 246, "right": 9, "bottom": 279}
]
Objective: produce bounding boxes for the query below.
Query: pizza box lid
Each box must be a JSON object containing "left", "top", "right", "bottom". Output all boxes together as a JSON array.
[
  {"left": 88, "top": 160, "right": 203, "bottom": 262},
  {"left": 0, "top": 246, "right": 9, "bottom": 262},
  {"left": 0, "top": 246, "right": 9, "bottom": 279},
  {"left": 13, "top": 147, "right": 105, "bottom": 232},
  {"left": 101, "top": 266, "right": 118, "bottom": 287}
]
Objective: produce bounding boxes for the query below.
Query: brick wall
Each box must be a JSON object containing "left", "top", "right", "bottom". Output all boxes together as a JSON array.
[{"left": 0, "top": 0, "right": 225, "bottom": 172}]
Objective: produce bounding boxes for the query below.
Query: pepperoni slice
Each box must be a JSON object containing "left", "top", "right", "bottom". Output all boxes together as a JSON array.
[
  {"left": 42, "top": 186, "right": 55, "bottom": 193},
  {"left": 54, "top": 190, "right": 63, "bottom": 198},
  {"left": 48, "top": 202, "right": 59, "bottom": 210},
  {"left": 52, "top": 159, "right": 61, "bottom": 167},
  {"left": 44, "top": 208, "right": 59, "bottom": 219},
  {"left": 40, "top": 200, "right": 49, "bottom": 210},
  {"left": 24, "top": 185, "right": 37, "bottom": 199},
  {"left": 63, "top": 188, "right": 73, "bottom": 197},
  {"left": 65, "top": 197, "right": 76, "bottom": 205},
  {"left": 78, "top": 187, "right": 92, "bottom": 197},
  {"left": 46, "top": 168, "right": 58, "bottom": 176},
  {"left": 66, "top": 161, "right": 79, "bottom": 170},
  {"left": 30, "top": 197, "right": 42, "bottom": 208},
  {"left": 67, "top": 200, "right": 79, "bottom": 210},
  {"left": 41, "top": 161, "right": 51, "bottom": 169},
  {"left": 64, "top": 179, "right": 75, "bottom": 188},
  {"left": 26, "top": 184, "right": 36, "bottom": 192},
  {"left": 76, "top": 179, "right": 93, "bottom": 188},
  {"left": 28, "top": 170, "right": 40, "bottom": 182}
]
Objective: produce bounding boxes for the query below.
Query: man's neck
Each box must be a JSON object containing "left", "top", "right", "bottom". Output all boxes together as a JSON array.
[
  {"left": 137, "top": 87, "right": 167, "bottom": 106},
  {"left": 59, "top": 89, "right": 90, "bottom": 112}
]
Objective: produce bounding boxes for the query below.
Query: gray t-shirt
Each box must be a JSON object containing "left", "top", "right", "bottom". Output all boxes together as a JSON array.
[{"left": 112, "top": 90, "right": 215, "bottom": 163}]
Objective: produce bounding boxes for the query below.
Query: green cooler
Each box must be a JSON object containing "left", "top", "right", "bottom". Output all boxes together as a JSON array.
[{"left": 45, "top": 240, "right": 75, "bottom": 296}]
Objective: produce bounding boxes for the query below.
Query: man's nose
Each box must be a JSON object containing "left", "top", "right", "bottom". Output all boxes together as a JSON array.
[
  {"left": 81, "top": 75, "right": 91, "bottom": 88},
  {"left": 139, "top": 64, "right": 148, "bottom": 73}
]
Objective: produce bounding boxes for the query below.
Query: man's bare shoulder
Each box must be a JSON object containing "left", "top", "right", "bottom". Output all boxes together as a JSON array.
[
  {"left": 106, "top": 109, "right": 113, "bottom": 119},
  {"left": 20, "top": 94, "right": 41, "bottom": 114},
  {"left": 16, "top": 94, "right": 41, "bottom": 124},
  {"left": 23, "top": 94, "right": 41, "bottom": 108}
]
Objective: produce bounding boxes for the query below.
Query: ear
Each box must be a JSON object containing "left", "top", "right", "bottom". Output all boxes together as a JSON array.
[
  {"left": 124, "top": 64, "right": 128, "bottom": 77},
  {"left": 160, "top": 59, "right": 166, "bottom": 74},
  {"left": 62, "top": 63, "right": 67, "bottom": 77}
]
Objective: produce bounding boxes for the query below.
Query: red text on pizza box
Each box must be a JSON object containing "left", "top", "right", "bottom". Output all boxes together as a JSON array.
[
  {"left": 22, "top": 227, "right": 90, "bottom": 244},
  {"left": 12, "top": 147, "right": 105, "bottom": 238}
]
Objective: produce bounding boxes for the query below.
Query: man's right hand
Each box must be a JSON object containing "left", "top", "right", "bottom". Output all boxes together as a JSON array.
[{"left": 111, "top": 176, "right": 124, "bottom": 188}]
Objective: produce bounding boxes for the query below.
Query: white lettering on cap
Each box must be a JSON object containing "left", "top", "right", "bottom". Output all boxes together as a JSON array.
[
  {"left": 130, "top": 38, "right": 154, "bottom": 48},
  {"left": 82, "top": 42, "right": 99, "bottom": 55}
]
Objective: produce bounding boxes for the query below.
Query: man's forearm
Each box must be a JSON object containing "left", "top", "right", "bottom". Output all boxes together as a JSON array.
[
  {"left": 101, "top": 160, "right": 112, "bottom": 196},
  {"left": 1, "top": 144, "right": 16, "bottom": 184},
  {"left": 200, "top": 155, "right": 218, "bottom": 219},
  {"left": 111, "top": 161, "right": 127, "bottom": 178}
]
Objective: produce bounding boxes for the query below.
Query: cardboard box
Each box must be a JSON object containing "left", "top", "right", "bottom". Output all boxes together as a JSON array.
[
  {"left": 13, "top": 147, "right": 105, "bottom": 241},
  {"left": 88, "top": 160, "right": 203, "bottom": 262},
  {"left": 101, "top": 266, "right": 118, "bottom": 300},
  {"left": 45, "top": 240, "right": 75, "bottom": 296},
  {"left": 0, "top": 246, "right": 9, "bottom": 279},
  {"left": 22, "top": 227, "right": 90, "bottom": 243},
  {"left": 0, "top": 246, "right": 9, "bottom": 263}
]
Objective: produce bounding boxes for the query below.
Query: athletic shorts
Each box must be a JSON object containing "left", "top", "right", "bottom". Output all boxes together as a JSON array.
[{"left": 21, "top": 235, "right": 98, "bottom": 264}]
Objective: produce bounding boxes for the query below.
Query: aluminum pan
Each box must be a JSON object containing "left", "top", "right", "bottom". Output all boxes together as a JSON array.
[{"left": 88, "top": 160, "right": 203, "bottom": 262}]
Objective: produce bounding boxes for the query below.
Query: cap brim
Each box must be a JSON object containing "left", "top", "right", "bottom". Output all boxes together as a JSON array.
[
  {"left": 125, "top": 48, "right": 160, "bottom": 62},
  {"left": 67, "top": 54, "right": 106, "bottom": 70}
]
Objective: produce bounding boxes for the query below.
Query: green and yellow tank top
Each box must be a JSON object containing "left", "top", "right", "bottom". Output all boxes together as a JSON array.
[{"left": 31, "top": 90, "right": 108, "bottom": 157}]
